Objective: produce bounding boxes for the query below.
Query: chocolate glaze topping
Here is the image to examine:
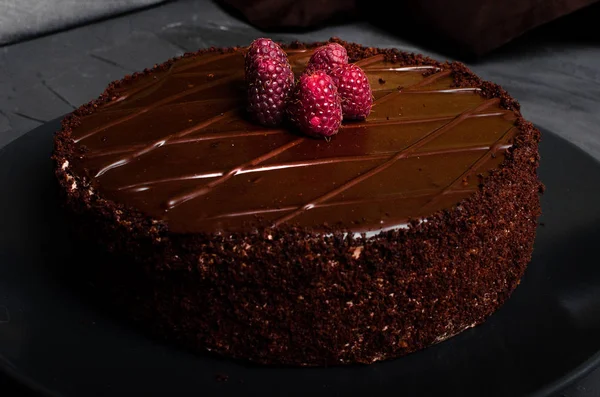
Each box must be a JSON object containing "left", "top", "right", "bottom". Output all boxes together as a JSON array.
[
  {"left": 54, "top": 40, "right": 542, "bottom": 366},
  {"left": 69, "top": 46, "right": 518, "bottom": 234}
]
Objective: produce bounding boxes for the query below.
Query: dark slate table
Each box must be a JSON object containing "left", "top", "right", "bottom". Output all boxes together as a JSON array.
[{"left": 1, "top": 0, "right": 599, "bottom": 395}]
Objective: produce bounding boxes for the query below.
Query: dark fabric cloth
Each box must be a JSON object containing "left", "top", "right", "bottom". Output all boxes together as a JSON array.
[
  {"left": 0, "top": 0, "right": 167, "bottom": 46},
  {"left": 397, "top": 0, "right": 599, "bottom": 55},
  {"left": 218, "top": 0, "right": 599, "bottom": 55},
  {"left": 220, "top": 0, "right": 359, "bottom": 31}
]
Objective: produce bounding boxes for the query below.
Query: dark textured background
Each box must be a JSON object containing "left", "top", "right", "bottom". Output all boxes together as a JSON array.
[{"left": 0, "top": 0, "right": 599, "bottom": 395}]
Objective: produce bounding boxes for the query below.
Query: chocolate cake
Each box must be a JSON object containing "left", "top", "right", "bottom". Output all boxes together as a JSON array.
[{"left": 52, "top": 39, "right": 542, "bottom": 366}]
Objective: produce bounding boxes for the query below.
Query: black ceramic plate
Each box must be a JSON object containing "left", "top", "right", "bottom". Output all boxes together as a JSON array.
[{"left": 0, "top": 119, "right": 600, "bottom": 397}]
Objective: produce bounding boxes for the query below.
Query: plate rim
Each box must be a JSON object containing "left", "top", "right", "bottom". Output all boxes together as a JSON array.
[
  {"left": 0, "top": 355, "right": 63, "bottom": 397},
  {"left": 1, "top": 120, "right": 600, "bottom": 397},
  {"left": 3, "top": 345, "right": 600, "bottom": 397}
]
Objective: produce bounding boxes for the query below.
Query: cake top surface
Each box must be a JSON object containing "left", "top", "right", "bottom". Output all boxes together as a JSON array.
[{"left": 65, "top": 43, "right": 518, "bottom": 234}]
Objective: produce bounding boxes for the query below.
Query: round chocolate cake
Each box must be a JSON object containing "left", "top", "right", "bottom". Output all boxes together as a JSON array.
[{"left": 53, "top": 39, "right": 542, "bottom": 365}]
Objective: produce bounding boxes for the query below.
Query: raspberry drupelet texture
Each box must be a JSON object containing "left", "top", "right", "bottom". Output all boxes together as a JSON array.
[
  {"left": 245, "top": 38, "right": 288, "bottom": 76},
  {"left": 246, "top": 57, "right": 295, "bottom": 127},
  {"left": 305, "top": 43, "right": 349, "bottom": 74},
  {"left": 330, "top": 64, "right": 373, "bottom": 120},
  {"left": 287, "top": 71, "right": 343, "bottom": 138}
]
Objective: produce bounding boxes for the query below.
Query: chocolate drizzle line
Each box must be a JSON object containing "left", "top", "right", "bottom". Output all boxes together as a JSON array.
[
  {"left": 86, "top": 126, "right": 286, "bottom": 159},
  {"left": 66, "top": 46, "right": 520, "bottom": 234},
  {"left": 272, "top": 98, "right": 501, "bottom": 226},
  {"left": 116, "top": 142, "right": 504, "bottom": 193},
  {"left": 82, "top": 108, "right": 505, "bottom": 160},
  {"left": 166, "top": 138, "right": 305, "bottom": 209},
  {"left": 419, "top": 131, "right": 516, "bottom": 214},
  {"left": 74, "top": 73, "right": 243, "bottom": 143},
  {"left": 94, "top": 109, "right": 240, "bottom": 177},
  {"left": 373, "top": 69, "right": 452, "bottom": 107}
]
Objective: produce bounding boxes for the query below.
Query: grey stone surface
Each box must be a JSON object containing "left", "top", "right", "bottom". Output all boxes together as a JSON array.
[
  {"left": 0, "top": 0, "right": 599, "bottom": 395},
  {"left": 0, "top": 0, "right": 166, "bottom": 46}
]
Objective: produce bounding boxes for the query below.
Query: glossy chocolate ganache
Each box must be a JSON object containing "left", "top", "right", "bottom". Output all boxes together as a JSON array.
[
  {"left": 68, "top": 46, "right": 517, "bottom": 235},
  {"left": 55, "top": 40, "right": 542, "bottom": 366}
]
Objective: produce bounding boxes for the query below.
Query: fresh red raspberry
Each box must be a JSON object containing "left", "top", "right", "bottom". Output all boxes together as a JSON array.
[
  {"left": 329, "top": 64, "right": 373, "bottom": 120},
  {"left": 246, "top": 57, "right": 295, "bottom": 127},
  {"left": 245, "top": 38, "right": 288, "bottom": 75},
  {"left": 305, "top": 43, "right": 349, "bottom": 74},
  {"left": 287, "top": 71, "right": 343, "bottom": 138}
]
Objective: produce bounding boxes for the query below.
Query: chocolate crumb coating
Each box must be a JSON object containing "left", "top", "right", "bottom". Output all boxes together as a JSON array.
[{"left": 53, "top": 38, "right": 542, "bottom": 366}]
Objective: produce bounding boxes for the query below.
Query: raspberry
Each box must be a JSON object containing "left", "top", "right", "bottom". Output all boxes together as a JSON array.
[
  {"left": 245, "top": 38, "right": 288, "bottom": 76},
  {"left": 329, "top": 64, "right": 373, "bottom": 120},
  {"left": 246, "top": 57, "right": 294, "bottom": 127},
  {"left": 305, "top": 43, "right": 348, "bottom": 74},
  {"left": 287, "top": 71, "right": 343, "bottom": 138}
]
